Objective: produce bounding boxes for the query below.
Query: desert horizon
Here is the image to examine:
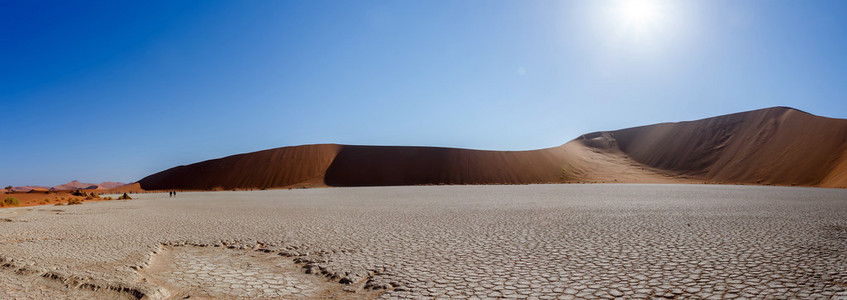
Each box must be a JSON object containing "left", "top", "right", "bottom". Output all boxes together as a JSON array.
[
  {"left": 3, "top": 1, "right": 847, "bottom": 299},
  {"left": 8, "top": 105, "right": 846, "bottom": 195}
]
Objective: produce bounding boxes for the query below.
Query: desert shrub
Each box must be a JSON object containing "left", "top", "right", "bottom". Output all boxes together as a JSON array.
[
  {"left": 103, "top": 196, "right": 113, "bottom": 200},
  {"left": 3, "top": 197, "right": 20, "bottom": 207},
  {"left": 118, "top": 193, "right": 132, "bottom": 200},
  {"left": 67, "top": 198, "right": 82, "bottom": 205}
]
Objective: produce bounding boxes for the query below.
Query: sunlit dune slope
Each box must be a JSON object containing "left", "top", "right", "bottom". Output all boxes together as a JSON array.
[
  {"left": 598, "top": 107, "right": 847, "bottom": 188},
  {"left": 138, "top": 144, "right": 342, "bottom": 190}
]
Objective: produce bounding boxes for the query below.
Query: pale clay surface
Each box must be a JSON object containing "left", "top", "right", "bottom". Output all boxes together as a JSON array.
[{"left": 1, "top": 184, "right": 846, "bottom": 299}]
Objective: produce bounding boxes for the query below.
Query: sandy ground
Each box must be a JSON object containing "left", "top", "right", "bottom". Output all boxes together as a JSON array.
[{"left": 1, "top": 185, "right": 846, "bottom": 299}]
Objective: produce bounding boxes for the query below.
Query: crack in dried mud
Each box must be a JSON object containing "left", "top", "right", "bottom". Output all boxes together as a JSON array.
[
  {"left": 137, "top": 244, "right": 386, "bottom": 299},
  {"left": 1, "top": 186, "right": 846, "bottom": 299}
]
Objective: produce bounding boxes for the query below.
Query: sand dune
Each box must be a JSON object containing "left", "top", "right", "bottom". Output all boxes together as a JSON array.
[
  {"left": 139, "top": 144, "right": 342, "bottom": 190},
  {"left": 8, "top": 182, "right": 128, "bottom": 194},
  {"left": 51, "top": 180, "right": 128, "bottom": 191},
  {"left": 51, "top": 180, "right": 98, "bottom": 191},
  {"left": 821, "top": 153, "right": 847, "bottom": 188},
  {"left": 96, "top": 182, "right": 128, "bottom": 190},
  {"left": 598, "top": 107, "right": 847, "bottom": 188},
  {"left": 8, "top": 186, "right": 51, "bottom": 193},
  {"left": 137, "top": 107, "right": 847, "bottom": 190},
  {"left": 324, "top": 145, "right": 573, "bottom": 186},
  {"left": 558, "top": 139, "right": 689, "bottom": 184},
  {"left": 52, "top": 181, "right": 99, "bottom": 191},
  {"left": 140, "top": 142, "right": 686, "bottom": 190}
]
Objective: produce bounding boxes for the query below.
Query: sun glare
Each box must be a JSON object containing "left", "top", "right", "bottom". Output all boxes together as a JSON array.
[{"left": 615, "top": 0, "right": 665, "bottom": 40}]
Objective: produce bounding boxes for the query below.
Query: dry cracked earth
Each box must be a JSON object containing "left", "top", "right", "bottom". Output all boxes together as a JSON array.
[{"left": 0, "top": 184, "right": 846, "bottom": 299}]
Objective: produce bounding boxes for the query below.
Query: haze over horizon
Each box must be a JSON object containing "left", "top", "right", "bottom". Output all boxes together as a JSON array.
[{"left": 3, "top": 0, "right": 847, "bottom": 187}]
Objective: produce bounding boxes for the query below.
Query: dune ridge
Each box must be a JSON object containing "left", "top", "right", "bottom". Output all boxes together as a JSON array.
[{"left": 137, "top": 107, "right": 847, "bottom": 190}]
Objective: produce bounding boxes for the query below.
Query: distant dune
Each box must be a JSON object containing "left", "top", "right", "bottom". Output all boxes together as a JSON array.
[
  {"left": 98, "top": 183, "right": 144, "bottom": 194},
  {"left": 137, "top": 107, "right": 847, "bottom": 190},
  {"left": 6, "top": 182, "right": 128, "bottom": 193},
  {"left": 8, "top": 186, "right": 52, "bottom": 193},
  {"left": 96, "top": 182, "right": 128, "bottom": 190},
  {"left": 51, "top": 181, "right": 128, "bottom": 191}
]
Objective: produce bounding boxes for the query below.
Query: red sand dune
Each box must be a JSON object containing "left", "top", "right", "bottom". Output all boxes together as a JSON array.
[
  {"left": 139, "top": 144, "right": 341, "bottom": 190},
  {"left": 600, "top": 107, "right": 847, "bottom": 188},
  {"left": 137, "top": 107, "right": 847, "bottom": 190},
  {"left": 9, "top": 186, "right": 52, "bottom": 193},
  {"left": 52, "top": 181, "right": 98, "bottom": 191},
  {"left": 96, "top": 182, "right": 128, "bottom": 190},
  {"left": 98, "top": 183, "right": 145, "bottom": 194},
  {"left": 324, "top": 146, "right": 570, "bottom": 186}
]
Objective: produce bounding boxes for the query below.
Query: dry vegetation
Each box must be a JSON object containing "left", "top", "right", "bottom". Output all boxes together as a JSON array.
[
  {"left": 0, "top": 190, "right": 123, "bottom": 209},
  {"left": 2, "top": 197, "right": 20, "bottom": 207}
]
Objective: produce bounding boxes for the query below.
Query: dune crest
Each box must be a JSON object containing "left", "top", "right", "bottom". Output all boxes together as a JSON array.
[{"left": 137, "top": 107, "right": 847, "bottom": 190}]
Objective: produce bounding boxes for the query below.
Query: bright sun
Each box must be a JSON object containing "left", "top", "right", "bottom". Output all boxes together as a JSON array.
[{"left": 615, "top": 0, "right": 665, "bottom": 40}]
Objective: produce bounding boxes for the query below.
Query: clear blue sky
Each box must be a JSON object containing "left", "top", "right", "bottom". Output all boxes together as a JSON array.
[{"left": 2, "top": 0, "right": 846, "bottom": 186}]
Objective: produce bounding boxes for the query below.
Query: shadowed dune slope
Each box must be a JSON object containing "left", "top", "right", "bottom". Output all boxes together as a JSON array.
[
  {"left": 137, "top": 107, "right": 847, "bottom": 190},
  {"left": 599, "top": 107, "right": 847, "bottom": 188},
  {"left": 324, "top": 146, "right": 569, "bottom": 186}
]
